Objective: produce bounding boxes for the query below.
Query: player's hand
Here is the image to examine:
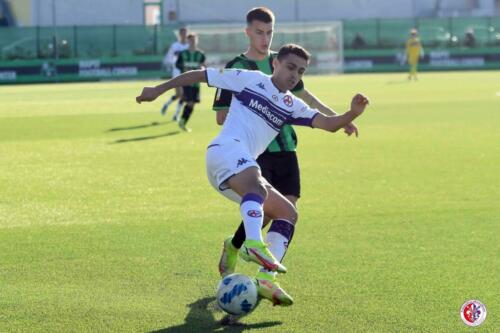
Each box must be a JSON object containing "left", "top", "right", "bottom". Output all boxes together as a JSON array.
[
  {"left": 136, "top": 87, "right": 160, "bottom": 104},
  {"left": 350, "top": 93, "right": 369, "bottom": 116},
  {"left": 343, "top": 122, "right": 359, "bottom": 137}
]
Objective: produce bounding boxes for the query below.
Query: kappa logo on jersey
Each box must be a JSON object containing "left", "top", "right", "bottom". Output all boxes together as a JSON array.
[
  {"left": 283, "top": 95, "right": 293, "bottom": 107},
  {"left": 247, "top": 210, "right": 262, "bottom": 218},
  {"left": 236, "top": 158, "right": 249, "bottom": 167},
  {"left": 235, "top": 70, "right": 242, "bottom": 75},
  {"left": 272, "top": 95, "right": 278, "bottom": 102},
  {"left": 256, "top": 82, "right": 266, "bottom": 91}
]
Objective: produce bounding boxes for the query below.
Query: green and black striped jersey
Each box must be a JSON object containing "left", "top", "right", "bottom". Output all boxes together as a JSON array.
[
  {"left": 212, "top": 52, "right": 305, "bottom": 153},
  {"left": 176, "top": 49, "right": 206, "bottom": 88}
]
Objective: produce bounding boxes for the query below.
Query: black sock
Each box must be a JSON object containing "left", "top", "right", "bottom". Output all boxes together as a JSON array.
[
  {"left": 231, "top": 222, "right": 246, "bottom": 249},
  {"left": 181, "top": 104, "right": 193, "bottom": 123}
]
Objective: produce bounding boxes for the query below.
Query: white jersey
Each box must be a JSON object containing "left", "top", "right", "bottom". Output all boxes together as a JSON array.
[
  {"left": 163, "top": 41, "right": 189, "bottom": 67},
  {"left": 206, "top": 68, "right": 319, "bottom": 158}
]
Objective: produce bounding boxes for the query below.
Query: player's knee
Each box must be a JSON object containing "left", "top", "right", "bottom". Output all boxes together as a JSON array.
[
  {"left": 286, "top": 206, "right": 298, "bottom": 225},
  {"left": 243, "top": 185, "right": 267, "bottom": 200},
  {"left": 254, "top": 182, "right": 268, "bottom": 200}
]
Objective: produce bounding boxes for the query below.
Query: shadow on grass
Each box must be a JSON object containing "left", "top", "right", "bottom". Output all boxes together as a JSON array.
[
  {"left": 151, "top": 296, "right": 282, "bottom": 333},
  {"left": 106, "top": 121, "right": 172, "bottom": 132},
  {"left": 111, "top": 130, "right": 181, "bottom": 144}
]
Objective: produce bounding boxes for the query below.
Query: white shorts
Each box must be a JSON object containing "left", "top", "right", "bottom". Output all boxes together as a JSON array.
[
  {"left": 172, "top": 68, "right": 181, "bottom": 78},
  {"left": 206, "top": 136, "right": 260, "bottom": 203}
]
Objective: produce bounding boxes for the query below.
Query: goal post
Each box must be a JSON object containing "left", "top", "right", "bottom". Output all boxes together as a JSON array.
[{"left": 187, "top": 21, "right": 343, "bottom": 74}]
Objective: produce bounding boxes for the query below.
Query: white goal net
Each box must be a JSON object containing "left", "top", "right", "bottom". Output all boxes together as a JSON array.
[{"left": 188, "top": 21, "right": 343, "bottom": 74}]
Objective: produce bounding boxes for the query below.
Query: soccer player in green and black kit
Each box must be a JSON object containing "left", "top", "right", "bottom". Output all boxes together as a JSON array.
[
  {"left": 213, "top": 7, "right": 359, "bottom": 306},
  {"left": 176, "top": 33, "right": 206, "bottom": 132}
]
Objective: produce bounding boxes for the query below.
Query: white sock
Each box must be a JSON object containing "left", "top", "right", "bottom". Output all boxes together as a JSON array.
[
  {"left": 266, "top": 230, "right": 289, "bottom": 262},
  {"left": 173, "top": 101, "right": 183, "bottom": 118},
  {"left": 240, "top": 193, "right": 264, "bottom": 242},
  {"left": 259, "top": 219, "right": 295, "bottom": 276}
]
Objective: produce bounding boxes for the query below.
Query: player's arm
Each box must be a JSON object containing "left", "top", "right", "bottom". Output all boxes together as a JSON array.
[
  {"left": 312, "top": 94, "right": 369, "bottom": 132},
  {"left": 216, "top": 105, "right": 229, "bottom": 125},
  {"left": 137, "top": 68, "right": 253, "bottom": 103},
  {"left": 296, "top": 88, "right": 359, "bottom": 137},
  {"left": 136, "top": 70, "right": 206, "bottom": 103},
  {"left": 200, "top": 53, "right": 206, "bottom": 69},
  {"left": 214, "top": 88, "right": 231, "bottom": 125},
  {"left": 213, "top": 61, "right": 247, "bottom": 125},
  {"left": 295, "top": 89, "right": 336, "bottom": 116}
]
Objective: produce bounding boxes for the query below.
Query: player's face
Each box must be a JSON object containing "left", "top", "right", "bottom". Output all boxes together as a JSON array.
[
  {"left": 245, "top": 20, "right": 274, "bottom": 55},
  {"left": 273, "top": 54, "right": 308, "bottom": 91},
  {"left": 179, "top": 29, "right": 187, "bottom": 40},
  {"left": 188, "top": 36, "right": 197, "bottom": 48}
]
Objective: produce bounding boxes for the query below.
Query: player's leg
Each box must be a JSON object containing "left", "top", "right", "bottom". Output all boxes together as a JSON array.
[
  {"left": 162, "top": 68, "right": 182, "bottom": 116},
  {"left": 225, "top": 167, "right": 287, "bottom": 273},
  {"left": 218, "top": 152, "right": 274, "bottom": 277},
  {"left": 160, "top": 94, "right": 178, "bottom": 116},
  {"left": 218, "top": 214, "right": 271, "bottom": 277},
  {"left": 220, "top": 185, "right": 296, "bottom": 306},
  {"left": 254, "top": 152, "right": 300, "bottom": 306},
  {"left": 261, "top": 152, "right": 300, "bottom": 271},
  {"left": 179, "top": 87, "right": 199, "bottom": 131},
  {"left": 172, "top": 86, "right": 184, "bottom": 121},
  {"left": 409, "top": 60, "right": 417, "bottom": 80},
  {"left": 218, "top": 152, "right": 299, "bottom": 276},
  {"left": 178, "top": 87, "right": 195, "bottom": 131},
  {"left": 225, "top": 153, "right": 299, "bottom": 252},
  {"left": 206, "top": 143, "right": 286, "bottom": 274},
  {"left": 225, "top": 154, "right": 274, "bottom": 250},
  {"left": 178, "top": 101, "right": 194, "bottom": 130},
  {"left": 251, "top": 186, "right": 297, "bottom": 306},
  {"left": 258, "top": 188, "right": 297, "bottom": 268}
]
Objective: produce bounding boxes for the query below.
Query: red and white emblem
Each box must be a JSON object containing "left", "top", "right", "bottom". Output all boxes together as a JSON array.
[
  {"left": 460, "top": 300, "right": 487, "bottom": 327},
  {"left": 283, "top": 95, "right": 293, "bottom": 107}
]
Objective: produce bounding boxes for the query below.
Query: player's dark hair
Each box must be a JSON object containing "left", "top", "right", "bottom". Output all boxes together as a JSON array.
[
  {"left": 187, "top": 33, "right": 197, "bottom": 39},
  {"left": 246, "top": 7, "right": 275, "bottom": 24},
  {"left": 277, "top": 44, "right": 310, "bottom": 62}
]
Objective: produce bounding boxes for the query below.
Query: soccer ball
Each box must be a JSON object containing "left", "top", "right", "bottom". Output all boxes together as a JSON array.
[{"left": 216, "top": 273, "right": 258, "bottom": 315}]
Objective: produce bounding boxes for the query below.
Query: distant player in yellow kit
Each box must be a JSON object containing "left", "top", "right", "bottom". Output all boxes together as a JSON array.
[{"left": 405, "top": 29, "right": 424, "bottom": 81}]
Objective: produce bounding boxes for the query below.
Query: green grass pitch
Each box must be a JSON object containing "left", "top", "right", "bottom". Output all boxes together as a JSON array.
[{"left": 1, "top": 71, "right": 499, "bottom": 332}]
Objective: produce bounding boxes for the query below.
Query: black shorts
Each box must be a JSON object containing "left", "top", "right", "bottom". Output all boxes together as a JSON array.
[
  {"left": 257, "top": 151, "right": 301, "bottom": 198},
  {"left": 182, "top": 86, "right": 200, "bottom": 103}
]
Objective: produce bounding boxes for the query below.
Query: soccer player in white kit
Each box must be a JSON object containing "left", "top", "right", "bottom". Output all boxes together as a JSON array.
[
  {"left": 161, "top": 27, "right": 189, "bottom": 120},
  {"left": 136, "top": 44, "right": 369, "bottom": 306}
]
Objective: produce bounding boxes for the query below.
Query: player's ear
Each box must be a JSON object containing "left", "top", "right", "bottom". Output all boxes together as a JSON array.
[{"left": 272, "top": 57, "right": 280, "bottom": 69}]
